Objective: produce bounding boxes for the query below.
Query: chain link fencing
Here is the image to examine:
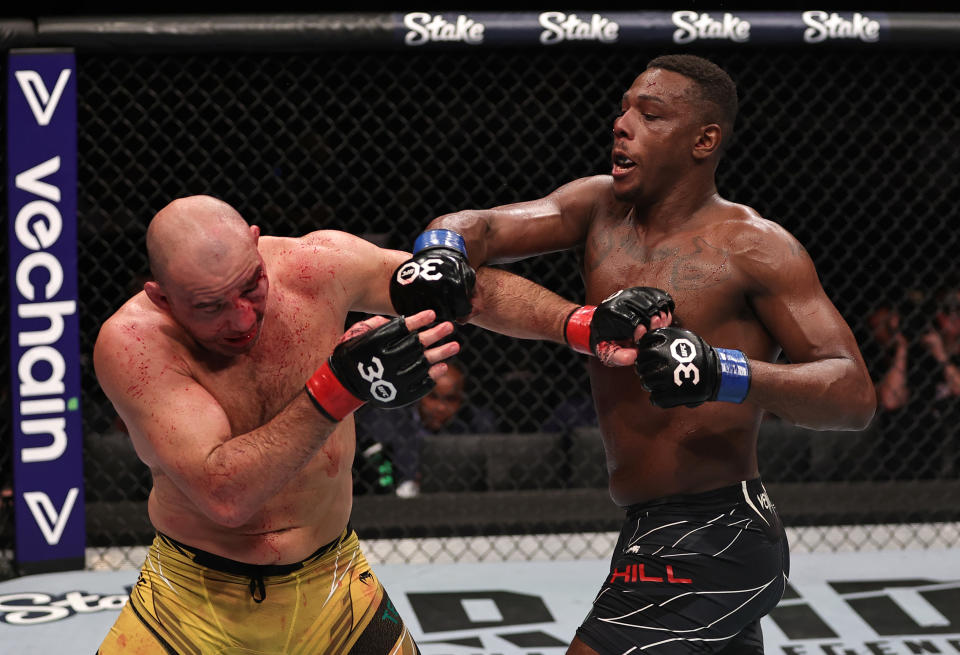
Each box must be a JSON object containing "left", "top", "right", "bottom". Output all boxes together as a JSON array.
[{"left": 2, "top": 43, "right": 959, "bottom": 574}]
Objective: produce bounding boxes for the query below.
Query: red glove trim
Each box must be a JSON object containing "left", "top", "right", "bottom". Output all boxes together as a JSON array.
[
  {"left": 305, "top": 362, "right": 365, "bottom": 422},
  {"left": 564, "top": 305, "right": 596, "bottom": 355}
]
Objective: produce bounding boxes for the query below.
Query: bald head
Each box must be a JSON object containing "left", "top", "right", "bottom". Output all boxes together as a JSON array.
[{"left": 146, "top": 196, "right": 254, "bottom": 287}]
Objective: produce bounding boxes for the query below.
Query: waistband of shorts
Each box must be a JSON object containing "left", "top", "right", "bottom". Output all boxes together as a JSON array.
[
  {"left": 157, "top": 523, "right": 351, "bottom": 578},
  {"left": 625, "top": 478, "right": 765, "bottom": 516}
]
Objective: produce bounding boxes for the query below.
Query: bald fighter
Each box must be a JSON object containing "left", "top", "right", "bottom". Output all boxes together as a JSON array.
[
  {"left": 93, "top": 196, "right": 597, "bottom": 654},
  {"left": 390, "top": 54, "right": 877, "bottom": 654}
]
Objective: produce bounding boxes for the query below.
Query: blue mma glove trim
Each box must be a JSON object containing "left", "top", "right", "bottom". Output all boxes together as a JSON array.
[
  {"left": 414, "top": 229, "right": 467, "bottom": 256},
  {"left": 715, "top": 348, "right": 750, "bottom": 403}
]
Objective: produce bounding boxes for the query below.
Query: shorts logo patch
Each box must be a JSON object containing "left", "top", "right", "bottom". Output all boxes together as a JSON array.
[
  {"left": 758, "top": 490, "right": 773, "bottom": 511},
  {"left": 382, "top": 598, "right": 400, "bottom": 624},
  {"left": 609, "top": 564, "right": 693, "bottom": 584}
]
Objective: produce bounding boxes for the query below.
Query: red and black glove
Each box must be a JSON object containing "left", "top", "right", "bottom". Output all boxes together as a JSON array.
[
  {"left": 305, "top": 317, "right": 435, "bottom": 422},
  {"left": 564, "top": 287, "right": 675, "bottom": 357}
]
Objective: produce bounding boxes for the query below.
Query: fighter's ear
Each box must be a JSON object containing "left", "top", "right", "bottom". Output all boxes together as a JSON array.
[
  {"left": 250, "top": 224, "right": 261, "bottom": 243},
  {"left": 693, "top": 123, "right": 722, "bottom": 160},
  {"left": 144, "top": 280, "right": 171, "bottom": 312}
]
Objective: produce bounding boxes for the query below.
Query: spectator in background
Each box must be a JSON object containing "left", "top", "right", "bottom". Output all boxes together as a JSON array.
[
  {"left": 929, "top": 286, "right": 960, "bottom": 477},
  {"left": 932, "top": 285, "right": 960, "bottom": 389},
  {"left": 862, "top": 302, "right": 911, "bottom": 480},
  {"left": 864, "top": 290, "right": 960, "bottom": 479},
  {"left": 354, "top": 359, "right": 497, "bottom": 498},
  {"left": 864, "top": 302, "right": 909, "bottom": 414}
]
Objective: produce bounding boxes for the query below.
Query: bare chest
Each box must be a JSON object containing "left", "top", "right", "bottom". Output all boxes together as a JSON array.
[
  {"left": 582, "top": 220, "right": 739, "bottom": 324},
  {"left": 195, "top": 306, "right": 343, "bottom": 434}
]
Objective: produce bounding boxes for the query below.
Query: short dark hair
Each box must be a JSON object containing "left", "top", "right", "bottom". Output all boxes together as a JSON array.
[{"left": 646, "top": 54, "right": 738, "bottom": 150}]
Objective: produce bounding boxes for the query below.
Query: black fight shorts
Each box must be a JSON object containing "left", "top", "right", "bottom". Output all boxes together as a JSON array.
[{"left": 577, "top": 478, "right": 789, "bottom": 654}]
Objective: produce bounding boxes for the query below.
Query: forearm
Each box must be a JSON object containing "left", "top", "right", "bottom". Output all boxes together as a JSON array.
[
  {"left": 468, "top": 266, "right": 577, "bottom": 342},
  {"left": 200, "top": 392, "right": 337, "bottom": 527},
  {"left": 195, "top": 313, "right": 443, "bottom": 526},
  {"left": 747, "top": 358, "right": 877, "bottom": 430}
]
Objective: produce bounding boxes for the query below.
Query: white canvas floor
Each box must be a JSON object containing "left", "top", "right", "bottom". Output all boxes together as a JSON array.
[{"left": 4, "top": 546, "right": 960, "bottom": 654}]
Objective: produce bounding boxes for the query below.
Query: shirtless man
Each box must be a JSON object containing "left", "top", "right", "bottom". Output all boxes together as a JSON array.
[
  {"left": 389, "top": 54, "right": 877, "bottom": 653},
  {"left": 93, "top": 195, "right": 590, "bottom": 654}
]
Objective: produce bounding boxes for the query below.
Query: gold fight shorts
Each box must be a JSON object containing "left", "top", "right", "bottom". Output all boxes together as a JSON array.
[{"left": 98, "top": 527, "right": 419, "bottom": 654}]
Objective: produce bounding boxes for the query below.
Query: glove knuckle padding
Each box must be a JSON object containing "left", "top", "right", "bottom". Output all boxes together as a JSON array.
[
  {"left": 382, "top": 332, "right": 421, "bottom": 359},
  {"left": 329, "top": 317, "right": 435, "bottom": 408},
  {"left": 390, "top": 248, "right": 475, "bottom": 322},
  {"left": 591, "top": 287, "right": 675, "bottom": 350}
]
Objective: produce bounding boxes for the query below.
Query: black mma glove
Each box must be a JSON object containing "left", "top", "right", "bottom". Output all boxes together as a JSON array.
[
  {"left": 564, "top": 287, "right": 675, "bottom": 356},
  {"left": 390, "top": 230, "right": 476, "bottom": 323},
  {"left": 305, "top": 317, "right": 434, "bottom": 421},
  {"left": 634, "top": 327, "right": 751, "bottom": 408}
]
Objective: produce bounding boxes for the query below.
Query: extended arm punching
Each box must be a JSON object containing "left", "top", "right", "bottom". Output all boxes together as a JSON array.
[{"left": 390, "top": 228, "right": 675, "bottom": 365}]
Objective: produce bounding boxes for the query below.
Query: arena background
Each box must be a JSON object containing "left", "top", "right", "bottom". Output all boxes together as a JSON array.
[{"left": 1, "top": 11, "right": 959, "bottom": 578}]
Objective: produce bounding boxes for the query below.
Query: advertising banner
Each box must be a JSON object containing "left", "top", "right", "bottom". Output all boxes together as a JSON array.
[{"left": 7, "top": 49, "right": 84, "bottom": 574}]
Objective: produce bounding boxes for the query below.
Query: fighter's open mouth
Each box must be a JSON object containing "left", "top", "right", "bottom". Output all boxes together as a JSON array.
[{"left": 226, "top": 327, "right": 257, "bottom": 343}]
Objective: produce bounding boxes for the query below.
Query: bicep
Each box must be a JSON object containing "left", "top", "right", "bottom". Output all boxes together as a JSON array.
[
  {"left": 434, "top": 176, "right": 603, "bottom": 264},
  {"left": 96, "top": 343, "right": 232, "bottom": 493},
  {"left": 340, "top": 235, "right": 407, "bottom": 315},
  {"left": 482, "top": 196, "right": 581, "bottom": 262},
  {"left": 746, "top": 242, "right": 861, "bottom": 364}
]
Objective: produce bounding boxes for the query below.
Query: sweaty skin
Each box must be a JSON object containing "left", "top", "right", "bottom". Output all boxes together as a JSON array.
[
  {"left": 97, "top": 227, "right": 422, "bottom": 563},
  {"left": 431, "top": 68, "right": 876, "bottom": 508},
  {"left": 581, "top": 189, "right": 817, "bottom": 504},
  {"left": 94, "top": 197, "right": 579, "bottom": 566}
]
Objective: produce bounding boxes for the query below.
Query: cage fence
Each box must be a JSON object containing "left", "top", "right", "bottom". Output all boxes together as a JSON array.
[{"left": 2, "top": 36, "right": 959, "bottom": 575}]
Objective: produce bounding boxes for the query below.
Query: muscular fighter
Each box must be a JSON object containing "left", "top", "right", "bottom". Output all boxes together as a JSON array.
[
  {"left": 93, "top": 195, "right": 593, "bottom": 654},
  {"left": 390, "top": 54, "right": 877, "bottom": 654}
]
